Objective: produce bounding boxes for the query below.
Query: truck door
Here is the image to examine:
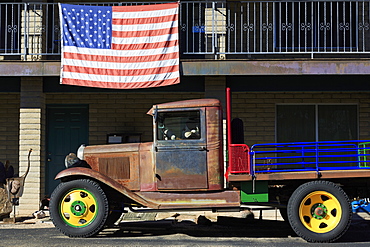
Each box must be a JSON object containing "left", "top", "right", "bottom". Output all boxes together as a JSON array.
[{"left": 155, "top": 109, "right": 207, "bottom": 190}]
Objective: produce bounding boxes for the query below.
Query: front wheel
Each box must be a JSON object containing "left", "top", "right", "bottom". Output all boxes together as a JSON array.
[
  {"left": 287, "top": 180, "right": 352, "bottom": 243},
  {"left": 49, "top": 179, "right": 109, "bottom": 238}
]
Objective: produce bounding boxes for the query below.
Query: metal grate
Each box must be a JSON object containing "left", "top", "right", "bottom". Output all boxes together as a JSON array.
[{"left": 229, "top": 144, "right": 250, "bottom": 174}]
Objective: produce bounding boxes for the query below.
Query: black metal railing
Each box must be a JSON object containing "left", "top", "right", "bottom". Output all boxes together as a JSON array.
[{"left": 1, "top": 1, "right": 370, "bottom": 60}]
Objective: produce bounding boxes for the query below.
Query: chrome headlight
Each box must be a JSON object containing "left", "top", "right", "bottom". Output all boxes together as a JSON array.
[{"left": 77, "top": 144, "right": 86, "bottom": 160}]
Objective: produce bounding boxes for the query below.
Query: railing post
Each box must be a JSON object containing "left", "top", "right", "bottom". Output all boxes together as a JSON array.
[
  {"left": 212, "top": 1, "right": 217, "bottom": 59},
  {"left": 315, "top": 142, "right": 319, "bottom": 172},
  {"left": 23, "top": 3, "right": 28, "bottom": 61}
]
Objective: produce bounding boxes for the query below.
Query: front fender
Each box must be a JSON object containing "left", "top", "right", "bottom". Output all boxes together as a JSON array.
[{"left": 55, "top": 167, "right": 159, "bottom": 209}]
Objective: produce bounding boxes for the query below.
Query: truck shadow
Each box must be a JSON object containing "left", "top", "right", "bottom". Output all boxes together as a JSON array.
[
  {"left": 339, "top": 214, "right": 370, "bottom": 242},
  {"left": 96, "top": 215, "right": 370, "bottom": 243},
  {"left": 100, "top": 218, "right": 294, "bottom": 238}
]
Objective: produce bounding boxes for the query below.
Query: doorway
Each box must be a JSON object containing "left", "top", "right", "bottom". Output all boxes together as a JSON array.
[{"left": 45, "top": 105, "right": 89, "bottom": 196}]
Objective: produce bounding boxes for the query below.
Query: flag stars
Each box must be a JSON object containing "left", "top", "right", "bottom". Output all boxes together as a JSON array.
[{"left": 62, "top": 5, "right": 112, "bottom": 49}]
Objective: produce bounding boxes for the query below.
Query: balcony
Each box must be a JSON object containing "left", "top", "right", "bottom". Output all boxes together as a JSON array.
[{"left": 1, "top": 1, "right": 370, "bottom": 61}]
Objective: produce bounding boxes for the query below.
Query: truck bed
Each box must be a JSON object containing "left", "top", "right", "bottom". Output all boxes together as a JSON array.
[
  {"left": 229, "top": 169, "right": 370, "bottom": 181},
  {"left": 228, "top": 140, "right": 370, "bottom": 181}
]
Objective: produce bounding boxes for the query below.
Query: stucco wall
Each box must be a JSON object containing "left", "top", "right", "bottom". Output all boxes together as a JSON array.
[
  {"left": 46, "top": 91, "right": 370, "bottom": 148},
  {"left": 46, "top": 92, "right": 205, "bottom": 144}
]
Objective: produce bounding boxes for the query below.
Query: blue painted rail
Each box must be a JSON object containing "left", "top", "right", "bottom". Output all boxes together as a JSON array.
[{"left": 246, "top": 140, "right": 370, "bottom": 175}]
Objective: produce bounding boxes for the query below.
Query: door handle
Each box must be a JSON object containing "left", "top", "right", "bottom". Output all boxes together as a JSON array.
[{"left": 198, "top": 146, "right": 207, "bottom": 151}]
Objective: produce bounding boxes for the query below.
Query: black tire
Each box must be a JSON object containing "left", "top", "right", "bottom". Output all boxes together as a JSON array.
[
  {"left": 287, "top": 180, "right": 352, "bottom": 243},
  {"left": 49, "top": 179, "right": 109, "bottom": 238}
]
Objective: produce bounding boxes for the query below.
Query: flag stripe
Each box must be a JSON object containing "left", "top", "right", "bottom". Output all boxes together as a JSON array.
[
  {"left": 112, "top": 20, "right": 178, "bottom": 32},
  {"left": 63, "top": 64, "right": 179, "bottom": 77},
  {"left": 63, "top": 51, "right": 179, "bottom": 63},
  {"left": 112, "top": 3, "right": 178, "bottom": 14},
  {"left": 62, "top": 57, "right": 178, "bottom": 70},
  {"left": 112, "top": 14, "right": 178, "bottom": 26},
  {"left": 62, "top": 77, "right": 180, "bottom": 89},
  {"left": 111, "top": 40, "right": 178, "bottom": 51},
  {"left": 63, "top": 45, "right": 179, "bottom": 57},
  {"left": 62, "top": 70, "right": 179, "bottom": 83},
  {"left": 112, "top": 33, "right": 178, "bottom": 45},
  {"left": 60, "top": 3, "right": 180, "bottom": 89},
  {"left": 113, "top": 27, "right": 178, "bottom": 38}
]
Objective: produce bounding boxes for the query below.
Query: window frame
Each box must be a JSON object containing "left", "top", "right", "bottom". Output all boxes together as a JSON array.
[
  {"left": 154, "top": 107, "right": 206, "bottom": 146},
  {"left": 275, "top": 103, "right": 359, "bottom": 142}
]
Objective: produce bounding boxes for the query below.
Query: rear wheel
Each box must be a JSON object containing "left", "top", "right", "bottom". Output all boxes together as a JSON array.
[
  {"left": 50, "top": 179, "right": 109, "bottom": 237},
  {"left": 287, "top": 180, "right": 351, "bottom": 243}
]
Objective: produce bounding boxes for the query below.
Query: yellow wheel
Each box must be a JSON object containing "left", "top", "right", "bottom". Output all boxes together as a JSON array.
[
  {"left": 50, "top": 179, "right": 109, "bottom": 237},
  {"left": 299, "top": 191, "right": 342, "bottom": 233},
  {"left": 60, "top": 189, "right": 98, "bottom": 227},
  {"left": 287, "top": 181, "right": 351, "bottom": 243}
]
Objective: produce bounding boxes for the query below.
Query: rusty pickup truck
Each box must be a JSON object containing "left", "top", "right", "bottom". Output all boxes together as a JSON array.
[{"left": 50, "top": 88, "right": 370, "bottom": 243}]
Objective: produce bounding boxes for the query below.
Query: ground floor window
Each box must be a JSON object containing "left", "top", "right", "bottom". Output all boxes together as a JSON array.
[{"left": 276, "top": 104, "right": 358, "bottom": 142}]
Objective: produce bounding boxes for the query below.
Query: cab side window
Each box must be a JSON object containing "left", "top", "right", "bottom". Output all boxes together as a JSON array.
[{"left": 157, "top": 111, "right": 200, "bottom": 141}]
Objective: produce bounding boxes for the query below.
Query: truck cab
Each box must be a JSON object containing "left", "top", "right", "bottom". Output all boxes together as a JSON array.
[
  {"left": 69, "top": 98, "right": 225, "bottom": 193},
  {"left": 149, "top": 98, "right": 223, "bottom": 191}
]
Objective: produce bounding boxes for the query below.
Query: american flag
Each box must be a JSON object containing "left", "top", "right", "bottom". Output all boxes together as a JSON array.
[{"left": 59, "top": 3, "right": 180, "bottom": 89}]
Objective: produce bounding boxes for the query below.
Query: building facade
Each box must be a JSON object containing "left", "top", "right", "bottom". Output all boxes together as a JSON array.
[{"left": 1, "top": 0, "right": 370, "bottom": 215}]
